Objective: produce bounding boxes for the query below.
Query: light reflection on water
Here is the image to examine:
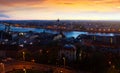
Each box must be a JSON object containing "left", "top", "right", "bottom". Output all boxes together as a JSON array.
[{"left": 0, "top": 24, "right": 115, "bottom": 38}]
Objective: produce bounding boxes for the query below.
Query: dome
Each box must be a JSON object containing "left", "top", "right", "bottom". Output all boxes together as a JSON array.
[{"left": 63, "top": 44, "right": 76, "bottom": 50}]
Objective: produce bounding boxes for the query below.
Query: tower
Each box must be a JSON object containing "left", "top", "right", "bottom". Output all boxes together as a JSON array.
[
  {"left": 56, "top": 18, "right": 60, "bottom": 25},
  {"left": 4, "top": 23, "right": 10, "bottom": 32}
]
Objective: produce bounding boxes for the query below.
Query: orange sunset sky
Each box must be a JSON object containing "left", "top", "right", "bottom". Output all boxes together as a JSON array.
[{"left": 0, "top": 0, "right": 120, "bottom": 20}]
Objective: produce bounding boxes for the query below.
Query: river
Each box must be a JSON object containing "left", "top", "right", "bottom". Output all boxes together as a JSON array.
[{"left": 0, "top": 24, "right": 116, "bottom": 38}]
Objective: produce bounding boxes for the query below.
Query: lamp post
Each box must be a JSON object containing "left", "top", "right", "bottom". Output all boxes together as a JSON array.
[
  {"left": 63, "top": 57, "right": 65, "bottom": 68},
  {"left": 22, "top": 51, "right": 25, "bottom": 61},
  {"left": 23, "top": 68, "right": 26, "bottom": 73},
  {"left": 108, "top": 61, "right": 111, "bottom": 65},
  {"left": 60, "top": 70, "right": 63, "bottom": 73},
  {"left": 0, "top": 63, "right": 5, "bottom": 73},
  {"left": 79, "top": 50, "right": 82, "bottom": 60},
  {"left": 31, "top": 59, "right": 35, "bottom": 63}
]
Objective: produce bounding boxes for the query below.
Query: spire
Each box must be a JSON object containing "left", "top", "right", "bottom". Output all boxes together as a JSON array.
[
  {"left": 57, "top": 18, "right": 60, "bottom": 22},
  {"left": 4, "top": 23, "right": 11, "bottom": 32}
]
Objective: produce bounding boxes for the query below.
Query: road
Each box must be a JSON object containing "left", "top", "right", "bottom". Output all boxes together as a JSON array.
[{"left": 1, "top": 61, "right": 76, "bottom": 73}]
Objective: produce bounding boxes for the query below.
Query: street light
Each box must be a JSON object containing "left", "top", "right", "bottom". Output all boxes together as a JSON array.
[
  {"left": 60, "top": 70, "right": 63, "bottom": 73},
  {"left": 56, "top": 59, "right": 59, "bottom": 67},
  {"left": 63, "top": 57, "right": 65, "bottom": 68},
  {"left": 22, "top": 51, "right": 25, "bottom": 61},
  {"left": 39, "top": 49, "right": 42, "bottom": 54},
  {"left": 79, "top": 50, "right": 82, "bottom": 60},
  {"left": 108, "top": 61, "right": 111, "bottom": 65},
  {"left": 31, "top": 59, "right": 35, "bottom": 63},
  {"left": 112, "top": 65, "right": 115, "bottom": 69},
  {"left": 0, "top": 63, "right": 5, "bottom": 73},
  {"left": 23, "top": 68, "right": 26, "bottom": 73}
]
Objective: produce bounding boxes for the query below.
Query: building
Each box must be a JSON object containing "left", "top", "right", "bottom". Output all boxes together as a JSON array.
[
  {"left": 59, "top": 44, "right": 77, "bottom": 61},
  {"left": 77, "top": 33, "right": 120, "bottom": 48}
]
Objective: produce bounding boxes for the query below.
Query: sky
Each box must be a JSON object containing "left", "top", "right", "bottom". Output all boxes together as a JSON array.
[{"left": 0, "top": 0, "right": 120, "bottom": 20}]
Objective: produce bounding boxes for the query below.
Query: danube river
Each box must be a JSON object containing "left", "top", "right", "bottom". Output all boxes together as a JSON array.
[
  {"left": 0, "top": 24, "right": 88, "bottom": 38},
  {"left": 0, "top": 24, "right": 115, "bottom": 38}
]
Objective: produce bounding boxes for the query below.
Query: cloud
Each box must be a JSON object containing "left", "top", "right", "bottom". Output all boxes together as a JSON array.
[
  {"left": 0, "top": 0, "right": 120, "bottom": 20},
  {"left": 63, "top": 3, "right": 74, "bottom": 5},
  {"left": 57, "top": 2, "right": 74, "bottom": 5},
  {"left": 0, "top": 0, "right": 48, "bottom": 13},
  {"left": 0, "top": 14, "right": 10, "bottom": 18},
  {"left": 0, "top": 0, "right": 46, "bottom": 6},
  {"left": 0, "top": 10, "right": 6, "bottom": 13}
]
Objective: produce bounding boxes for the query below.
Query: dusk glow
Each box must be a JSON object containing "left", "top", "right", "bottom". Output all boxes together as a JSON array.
[{"left": 0, "top": 0, "right": 120, "bottom": 20}]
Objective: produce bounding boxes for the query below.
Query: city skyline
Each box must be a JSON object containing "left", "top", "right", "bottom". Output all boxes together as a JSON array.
[{"left": 0, "top": 0, "right": 120, "bottom": 20}]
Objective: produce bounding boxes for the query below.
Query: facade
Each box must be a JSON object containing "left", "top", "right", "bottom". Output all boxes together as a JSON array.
[
  {"left": 77, "top": 34, "right": 120, "bottom": 48},
  {"left": 59, "top": 44, "right": 77, "bottom": 61},
  {"left": 0, "top": 50, "right": 6, "bottom": 58}
]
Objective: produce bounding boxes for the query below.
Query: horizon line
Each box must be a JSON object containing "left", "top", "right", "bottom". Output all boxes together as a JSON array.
[{"left": 0, "top": 19, "right": 120, "bottom": 21}]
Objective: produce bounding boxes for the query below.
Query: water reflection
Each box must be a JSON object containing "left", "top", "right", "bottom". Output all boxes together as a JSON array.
[{"left": 0, "top": 24, "right": 116, "bottom": 38}]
